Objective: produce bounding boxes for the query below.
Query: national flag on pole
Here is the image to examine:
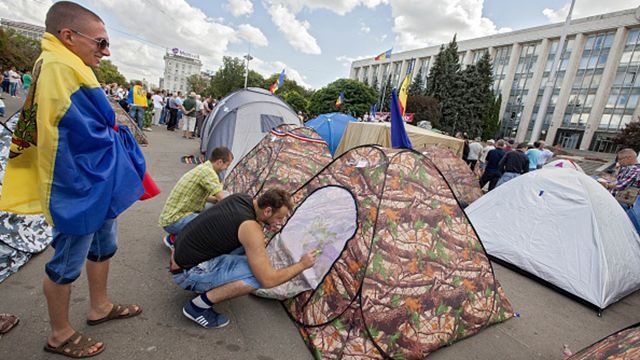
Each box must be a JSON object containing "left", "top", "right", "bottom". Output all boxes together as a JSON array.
[
  {"left": 398, "top": 74, "right": 411, "bottom": 116},
  {"left": 269, "top": 69, "right": 285, "bottom": 93},
  {"left": 374, "top": 48, "right": 392, "bottom": 61},
  {"left": 335, "top": 92, "right": 344, "bottom": 108},
  {"left": 390, "top": 89, "right": 413, "bottom": 149}
]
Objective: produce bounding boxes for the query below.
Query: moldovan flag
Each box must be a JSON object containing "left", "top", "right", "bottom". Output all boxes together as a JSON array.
[
  {"left": 374, "top": 48, "right": 392, "bottom": 61},
  {"left": 335, "top": 92, "right": 344, "bottom": 108},
  {"left": 398, "top": 74, "right": 411, "bottom": 116},
  {"left": 0, "top": 33, "right": 149, "bottom": 236},
  {"left": 390, "top": 88, "right": 413, "bottom": 149},
  {"left": 269, "top": 69, "right": 285, "bottom": 93}
]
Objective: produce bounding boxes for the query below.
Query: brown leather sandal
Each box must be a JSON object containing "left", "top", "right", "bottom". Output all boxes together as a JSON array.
[
  {"left": 0, "top": 313, "right": 19, "bottom": 334},
  {"left": 44, "top": 331, "right": 104, "bottom": 358},
  {"left": 86, "top": 303, "right": 142, "bottom": 326}
]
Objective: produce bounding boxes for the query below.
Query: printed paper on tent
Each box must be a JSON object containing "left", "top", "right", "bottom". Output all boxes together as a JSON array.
[{"left": 257, "top": 186, "right": 357, "bottom": 299}]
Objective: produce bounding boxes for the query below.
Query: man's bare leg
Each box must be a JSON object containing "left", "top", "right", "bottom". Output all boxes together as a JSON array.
[
  {"left": 86, "top": 259, "right": 113, "bottom": 320},
  {"left": 205, "top": 280, "right": 255, "bottom": 304},
  {"left": 43, "top": 278, "right": 103, "bottom": 354}
]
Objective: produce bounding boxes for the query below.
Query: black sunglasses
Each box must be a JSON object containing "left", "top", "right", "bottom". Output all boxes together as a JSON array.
[{"left": 59, "top": 29, "right": 110, "bottom": 50}]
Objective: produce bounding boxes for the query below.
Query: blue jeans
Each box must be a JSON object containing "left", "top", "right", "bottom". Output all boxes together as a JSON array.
[
  {"left": 45, "top": 219, "right": 118, "bottom": 284},
  {"left": 9, "top": 82, "right": 17, "bottom": 96},
  {"left": 163, "top": 213, "right": 198, "bottom": 235},
  {"left": 496, "top": 172, "right": 520, "bottom": 187},
  {"left": 622, "top": 197, "right": 640, "bottom": 233},
  {"left": 159, "top": 108, "right": 168, "bottom": 125},
  {"left": 129, "top": 106, "right": 145, "bottom": 129},
  {"left": 172, "top": 247, "right": 261, "bottom": 292}
]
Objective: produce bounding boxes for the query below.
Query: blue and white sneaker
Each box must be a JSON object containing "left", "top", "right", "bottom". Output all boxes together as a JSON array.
[
  {"left": 182, "top": 301, "right": 230, "bottom": 329},
  {"left": 163, "top": 234, "right": 175, "bottom": 249}
]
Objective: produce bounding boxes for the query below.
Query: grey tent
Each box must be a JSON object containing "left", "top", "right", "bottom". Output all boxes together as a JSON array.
[{"left": 200, "top": 87, "right": 301, "bottom": 171}]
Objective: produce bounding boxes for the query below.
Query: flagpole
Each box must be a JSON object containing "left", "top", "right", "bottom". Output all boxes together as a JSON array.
[{"left": 244, "top": 45, "right": 253, "bottom": 89}]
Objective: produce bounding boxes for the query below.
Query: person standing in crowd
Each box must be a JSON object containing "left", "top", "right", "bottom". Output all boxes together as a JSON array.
[
  {"left": 175, "top": 91, "right": 184, "bottom": 129},
  {"left": 496, "top": 142, "right": 529, "bottom": 187},
  {"left": 167, "top": 92, "right": 179, "bottom": 131},
  {"left": 603, "top": 148, "right": 640, "bottom": 232},
  {"left": 170, "top": 189, "right": 316, "bottom": 329},
  {"left": 151, "top": 90, "right": 164, "bottom": 126},
  {"left": 0, "top": 2, "right": 148, "bottom": 357},
  {"left": 467, "top": 137, "right": 484, "bottom": 170},
  {"left": 159, "top": 92, "right": 170, "bottom": 125},
  {"left": 479, "top": 140, "right": 506, "bottom": 191},
  {"left": 181, "top": 92, "right": 197, "bottom": 139},
  {"left": 8, "top": 66, "right": 20, "bottom": 97},
  {"left": 538, "top": 140, "right": 554, "bottom": 167},
  {"left": 1, "top": 68, "right": 9, "bottom": 93},
  {"left": 127, "top": 80, "right": 147, "bottom": 129},
  {"left": 478, "top": 139, "right": 495, "bottom": 171},
  {"left": 194, "top": 94, "right": 204, "bottom": 138},
  {"left": 504, "top": 139, "right": 515, "bottom": 152},
  {"left": 22, "top": 70, "right": 32, "bottom": 92},
  {"left": 527, "top": 141, "right": 543, "bottom": 172}
]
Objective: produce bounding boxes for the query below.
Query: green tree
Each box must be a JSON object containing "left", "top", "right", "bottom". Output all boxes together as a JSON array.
[
  {"left": 186, "top": 74, "right": 208, "bottom": 94},
  {"left": 406, "top": 95, "right": 442, "bottom": 128},
  {"left": 371, "top": 76, "right": 379, "bottom": 92},
  {"left": 379, "top": 75, "right": 392, "bottom": 112},
  {"left": 93, "top": 59, "right": 127, "bottom": 86},
  {"left": 209, "top": 56, "right": 247, "bottom": 98},
  {"left": 426, "top": 36, "right": 464, "bottom": 135},
  {"left": 614, "top": 118, "right": 640, "bottom": 151},
  {"left": 283, "top": 90, "right": 309, "bottom": 114},
  {"left": 408, "top": 67, "right": 425, "bottom": 96},
  {"left": 308, "top": 78, "right": 377, "bottom": 117},
  {"left": 482, "top": 93, "right": 502, "bottom": 140},
  {"left": 0, "top": 28, "right": 40, "bottom": 71}
]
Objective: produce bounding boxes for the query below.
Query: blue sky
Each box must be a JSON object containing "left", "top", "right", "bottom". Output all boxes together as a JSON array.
[{"left": 2, "top": 0, "right": 637, "bottom": 89}]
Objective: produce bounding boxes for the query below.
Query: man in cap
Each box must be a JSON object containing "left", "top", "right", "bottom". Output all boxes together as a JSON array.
[{"left": 181, "top": 91, "right": 197, "bottom": 139}]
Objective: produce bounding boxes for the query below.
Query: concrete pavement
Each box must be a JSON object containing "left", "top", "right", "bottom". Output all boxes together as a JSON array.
[{"left": 0, "top": 98, "right": 638, "bottom": 359}]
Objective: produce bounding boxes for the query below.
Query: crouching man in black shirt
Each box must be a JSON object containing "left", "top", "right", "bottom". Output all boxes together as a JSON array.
[{"left": 170, "top": 189, "right": 316, "bottom": 328}]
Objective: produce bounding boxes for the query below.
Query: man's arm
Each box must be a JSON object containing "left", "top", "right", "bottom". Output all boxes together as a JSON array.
[
  {"left": 239, "top": 221, "right": 315, "bottom": 289},
  {"left": 206, "top": 191, "right": 225, "bottom": 203}
]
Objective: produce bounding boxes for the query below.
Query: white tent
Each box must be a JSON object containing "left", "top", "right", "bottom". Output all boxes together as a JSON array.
[
  {"left": 543, "top": 159, "right": 585, "bottom": 173},
  {"left": 200, "top": 88, "right": 301, "bottom": 171},
  {"left": 466, "top": 168, "right": 640, "bottom": 310}
]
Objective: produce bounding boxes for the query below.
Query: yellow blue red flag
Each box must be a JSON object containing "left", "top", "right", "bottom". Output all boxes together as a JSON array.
[
  {"left": 335, "top": 92, "right": 344, "bottom": 108},
  {"left": 0, "top": 33, "right": 146, "bottom": 235},
  {"left": 269, "top": 69, "right": 285, "bottom": 93},
  {"left": 374, "top": 48, "right": 392, "bottom": 61}
]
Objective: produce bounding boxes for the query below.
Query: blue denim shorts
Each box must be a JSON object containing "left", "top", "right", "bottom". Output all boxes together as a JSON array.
[
  {"left": 45, "top": 219, "right": 118, "bottom": 284},
  {"left": 172, "top": 247, "right": 261, "bottom": 293},
  {"left": 163, "top": 213, "right": 198, "bottom": 235}
]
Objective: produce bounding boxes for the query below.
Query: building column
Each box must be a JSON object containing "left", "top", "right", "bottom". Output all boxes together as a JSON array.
[
  {"left": 488, "top": 46, "right": 497, "bottom": 61},
  {"left": 545, "top": 33, "right": 586, "bottom": 145},
  {"left": 462, "top": 50, "right": 474, "bottom": 68},
  {"left": 399, "top": 59, "right": 409, "bottom": 87},
  {"left": 581, "top": 26, "right": 628, "bottom": 150},
  {"left": 498, "top": 43, "right": 522, "bottom": 125},
  {"left": 349, "top": 66, "right": 357, "bottom": 79},
  {"left": 515, "top": 39, "right": 551, "bottom": 142},
  {"left": 366, "top": 65, "right": 375, "bottom": 85}
]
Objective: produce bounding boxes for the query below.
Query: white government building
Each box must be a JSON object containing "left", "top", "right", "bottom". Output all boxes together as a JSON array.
[
  {"left": 350, "top": 7, "right": 640, "bottom": 153},
  {"left": 160, "top": 48, "right": 202, "bottom": 94},
  {"left": 0, "top": 18, "right": 45, "bottom": 41}
]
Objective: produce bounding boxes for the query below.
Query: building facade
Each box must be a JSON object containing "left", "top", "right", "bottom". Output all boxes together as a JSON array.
[
  {"left": 161, "top": 48, "right": 202, "bottom": 94},
  {"left": 0, "top": 18, "right": 45, "bottom": 41},
  {"left": 350, "top": 7, "right": 640, "bottom": 152}
]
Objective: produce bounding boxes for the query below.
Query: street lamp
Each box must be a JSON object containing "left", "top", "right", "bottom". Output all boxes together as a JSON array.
[{"left": 244, "top": 52, "right": 253, "bottom": 89}]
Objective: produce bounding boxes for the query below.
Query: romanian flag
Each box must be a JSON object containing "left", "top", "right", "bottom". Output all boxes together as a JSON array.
[
  {"left": 335, "top": 92, "right": 344, "bottom": 108},
  {"left": 398, "top": 74, "right": 411, "bottom": 116},
  {"left": 374, "top": 48, "right": 392, "bottom": 61},
  {"left": 269, "top": 69, "right": 285, "bottom": 93},
  {"left": 0, "top": 33, "right": 148, "bottom": 235}
]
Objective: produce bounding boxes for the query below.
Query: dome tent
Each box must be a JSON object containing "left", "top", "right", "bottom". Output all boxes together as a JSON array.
[
  {"left": 466, "top": 168, "right": 640, "bottom": 311},
  {"left": 200, "top": 87, "right": 301, "bottom": 171},
  {"left": 305, "top": 112, "right": 356, "bottom": 155}
]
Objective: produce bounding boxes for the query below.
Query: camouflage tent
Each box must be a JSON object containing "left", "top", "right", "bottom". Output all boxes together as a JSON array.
[
  {"left": 569, "top": 322, "right": 640, "bottom": 360},
  {"left": 265, "top": 145, "right": 513, "bottom": 359},
  {"left": 224, "top": 125, "right": 332, "bottom": 198},
  {"left": 0, "top": 113, "right": 52, "bottom": 283},
  {"left": 421, "top": 145, "right": 483, "bottom": 208}
]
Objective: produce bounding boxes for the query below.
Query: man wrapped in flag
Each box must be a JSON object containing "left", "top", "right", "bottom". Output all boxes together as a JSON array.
[
  {"left": 335, "top": 92, "right": 344, "bottom": 109},
  {"left": 0, "top": 2, "right": 151, "bottom": 357},
  {"left": 269, "top": 69, "right": 285, "bottom": 93}
]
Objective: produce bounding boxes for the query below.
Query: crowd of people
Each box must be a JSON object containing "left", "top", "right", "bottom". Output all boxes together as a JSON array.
[{"left": 0, "top": 66, "right": 32, "bottom": 117}]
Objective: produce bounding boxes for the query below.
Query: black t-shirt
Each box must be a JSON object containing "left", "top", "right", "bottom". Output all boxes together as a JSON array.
[{"left": 174, "top": 193, "right": 256, "bottom": 269}]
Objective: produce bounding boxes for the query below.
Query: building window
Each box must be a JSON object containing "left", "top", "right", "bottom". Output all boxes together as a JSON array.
[
  {"left": 472, "top": 49, "right": 488, "bottom": 64},
  {"left": 562, "top": 31, "right": 616, "bottom": 130},
  {"left": 527, "top": 37, "right": 575, "bottom": 138},
  {"left": 502, "top": 42, "right": 541, "bottom": 137},
  {"left": 597, "top": 28, "right": 640, "bottom": 137},
  {"left": 420, "top": 57, "right": 430, "bottom": 90},
  {"left": 493, "top": 45, "right": 512, "bottom": 93},
  {"left": 391, "top": 61, "right": 402, "bottom": 88}
]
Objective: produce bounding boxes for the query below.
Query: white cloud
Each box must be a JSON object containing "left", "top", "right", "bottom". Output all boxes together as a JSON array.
[
  {"left": 266, "top": 3, "right": 321, "bottom": 54},
  {"left": 237, "top": 24, "right": 268, "bottom": 46},
  {"left": 266, "top": 0, "right": 388, "bottom": 16},
  {"left": 360, "top": 21, "right": 370, "bottom": 34},
  {"left": 336, "top": 54, "right": 369, "bottom": 67},
  {"left": 543, "top": 0, "right": 637, "bottom": 23},
  {"left": 225, "top": 0, "right": 254, "bottom": 17},
  {"left": 0, "top": 0, "right": 50, "bottom": 25}
]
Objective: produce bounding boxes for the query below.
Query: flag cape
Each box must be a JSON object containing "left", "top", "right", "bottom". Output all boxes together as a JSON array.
[
  {"left": 390, "top": 89, "right": 413, "bottom": 149},
  {"left": 0, "top": 33, "right": 146, "bottom": 235},
  {"left": 270, "top": 69, "right": 285, "bottom": 93},
  {"left": 335, "top": 92, "right": 344, "bottom": 108},
  {"left": 128, "top": 84, "right": 147, "bottom": 107},
  {"left": 398, "top": 74, "right": 411, "bottom": 116},
  {"left": 374, "top": 48, "right": 392, "bottom": 61}
]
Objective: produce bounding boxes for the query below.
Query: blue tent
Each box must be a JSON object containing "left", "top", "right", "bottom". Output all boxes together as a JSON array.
[{"left": 305, "top": 113, "right": 356, "bottom": 155}]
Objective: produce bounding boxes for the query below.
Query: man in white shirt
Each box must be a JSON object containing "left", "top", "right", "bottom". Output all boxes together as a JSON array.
[
  {"left": 151, "top": 90, "right": 165, "bottom": 126},
  {"left": 8, "top": 67, "right": 20, "bottom": 97},
  {"left": 195, "top": 95, "right": 205, "bottom": 138},
  {"left": 467, "top": 137, "right": 484, "bottom": 171},
  {"left": 479, "top": 139, "right": 495, "bottom": 171}
]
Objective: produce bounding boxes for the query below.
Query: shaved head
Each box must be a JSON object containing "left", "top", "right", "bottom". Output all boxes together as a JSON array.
[{"left": 45, "top": 1, "right": 103, "bottom": 35}]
